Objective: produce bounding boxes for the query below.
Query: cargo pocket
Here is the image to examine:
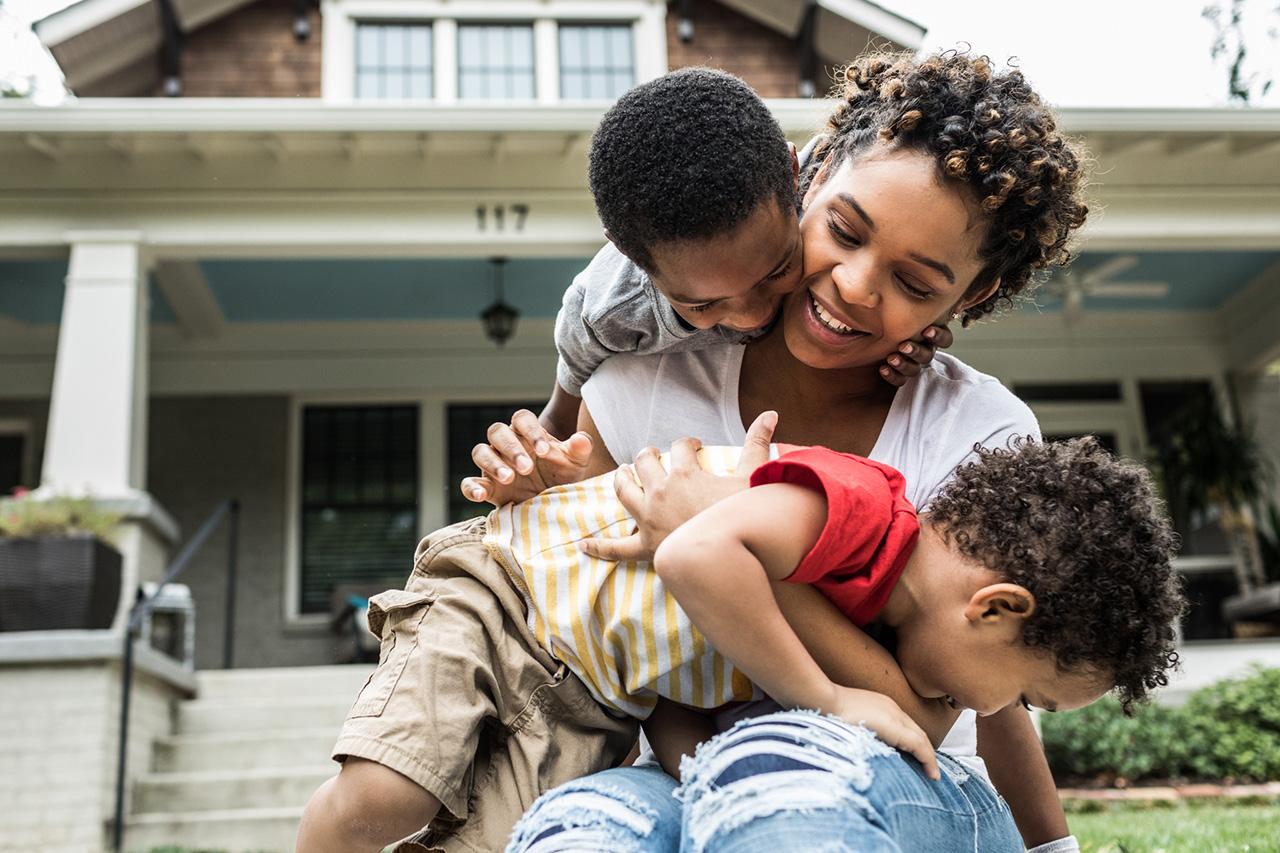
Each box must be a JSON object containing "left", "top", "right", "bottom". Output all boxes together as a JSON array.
[{"left": 349, "top": 588, "right": 434, "bottom": 718}]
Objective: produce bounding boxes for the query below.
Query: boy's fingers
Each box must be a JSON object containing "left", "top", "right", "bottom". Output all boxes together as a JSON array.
[
  {"left": 486, "top": 422, "right": 534, "bottom": 475},
  {"left": 879, "top": 365, "right": 908, "bottom": 387},
  {"left": 738, "top": 410, "right": 778, "bottom": 471},
  {"left": 577, "top": 533, "right": 643, "bottom": 562},
  {"left": 472, "top": 443, "right": 515, "bottom": 484},
  {"left": 561, "top": 431, "right": 594, "bottom": 466},
  {"left": 670, "top": 437, "right": 702, "bottom": 471},
  {"left": 613, "top": 464, "right": 645, "bottom": 511},
  {"left": 895, "top": 721, "right": 939, "bottom": 781},
  {"left": 632, "top": 446, "right": 666, "bottom": 487},
  {"left": 923, "top": 323, "right": 954, "bottom": 350},
  {"left": 460, "top": 476, "right": 492, "bottom": 503},
  {"left": 511, "top": 409, "right": 552, "bottom": 456}
]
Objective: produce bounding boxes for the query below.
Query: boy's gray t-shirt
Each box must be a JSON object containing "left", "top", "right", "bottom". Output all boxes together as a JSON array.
[
  {"left": 554, "top": 135, "right": 824, "bottom": 396},
  {"left": 553, "top": 245, "right": 757, "bottom": 395}
]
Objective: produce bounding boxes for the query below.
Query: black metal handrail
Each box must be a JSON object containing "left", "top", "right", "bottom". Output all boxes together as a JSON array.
[{"left": 111, "top": 498, "right": 240, "bottom": 853}]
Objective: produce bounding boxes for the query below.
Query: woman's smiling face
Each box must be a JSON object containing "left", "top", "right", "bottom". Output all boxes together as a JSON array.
[{"left": 783, "top": 146, "right": 996, "bottom": 372}]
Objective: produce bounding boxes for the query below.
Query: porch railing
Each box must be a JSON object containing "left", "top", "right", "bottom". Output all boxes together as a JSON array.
[{"left": 110, "top": 498, "right": 240, "bottom": 853}]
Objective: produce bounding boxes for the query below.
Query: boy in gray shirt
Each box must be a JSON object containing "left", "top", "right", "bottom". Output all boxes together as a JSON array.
[{"left": 538, "top": 69, "right": 948, "bottom": 441}]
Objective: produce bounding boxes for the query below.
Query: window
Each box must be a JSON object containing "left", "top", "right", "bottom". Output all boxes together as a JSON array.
[
  {"left": 355, "top": 23, "right": 433, "bottom": 99},
  {"left": 446, "top": 401, "right": 545, "bottom": 524},
  {"left": 299, "top": 405, "right": 419, "bottom": 614},
  {"left": 458, "top": 24, "right": 536, "bottom": 100},
  {"left": 0, "top": 433, "right": 23, "bottom": 495},
  {"left": 559, "top": 24, "right": 634, "bottom": 100}
]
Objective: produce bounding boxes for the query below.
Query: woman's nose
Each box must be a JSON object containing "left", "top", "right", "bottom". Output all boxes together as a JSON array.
[{"left": 832, "top": 261, "right": 879, "bottom": 309}]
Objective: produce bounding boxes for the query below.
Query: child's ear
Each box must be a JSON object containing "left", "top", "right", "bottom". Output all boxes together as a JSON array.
[
  {"left": 801, "top": 157, "right": 834, "bottom": 211},
  {"left": 964, "top": 583, "right": 1035, "bottom": 628}
]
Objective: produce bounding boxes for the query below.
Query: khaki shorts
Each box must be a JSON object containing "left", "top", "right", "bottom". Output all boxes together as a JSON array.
[{"left": 333, "top": 518, "right": 638, "bottom": 853}]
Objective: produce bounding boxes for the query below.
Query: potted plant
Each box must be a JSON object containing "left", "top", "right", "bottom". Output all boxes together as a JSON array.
[{"left": 0, "top": 489, "right": 125, "bottom": 631}]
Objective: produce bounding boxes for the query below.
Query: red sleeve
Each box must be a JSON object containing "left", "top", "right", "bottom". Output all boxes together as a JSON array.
[{"left": 749, "top": 447, "right": 919, "bottom": 626}]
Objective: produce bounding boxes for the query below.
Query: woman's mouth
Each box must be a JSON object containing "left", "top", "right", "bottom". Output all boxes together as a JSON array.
[{"left": 806, "top": 292, "right": 869, "bottom": 341}]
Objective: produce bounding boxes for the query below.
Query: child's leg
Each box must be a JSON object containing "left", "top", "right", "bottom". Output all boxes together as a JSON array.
[{"left": 296, "top": 758, "right": 441, "bottom": 852}]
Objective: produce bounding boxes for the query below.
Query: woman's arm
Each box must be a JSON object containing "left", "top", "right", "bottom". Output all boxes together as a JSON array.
[
  {"left": 641, "top": 698, "right": 717, "bottom": 781},
  {"left": 655, "top": 482, "right": 939, "bottom": 778},
  {"left": 977, "top": 706, "right": 1071, "bottom": 847}
]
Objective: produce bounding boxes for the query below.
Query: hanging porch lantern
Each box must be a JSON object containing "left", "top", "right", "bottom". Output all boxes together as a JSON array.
[{"left": 481, "top": 257, "right": 519, "bottom": 347}]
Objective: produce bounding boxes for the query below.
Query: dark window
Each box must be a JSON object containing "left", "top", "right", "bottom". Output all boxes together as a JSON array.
[
  {"left": 447, "top": 401, "right": 545, "bottom": 524},
  {"left": 1012, "top": 382, "right": 1123, "bottom": 402},
  {"left": 299, "top": 405, "right": 418, "bottom": 614},
  {"left": 1180, "top": 573, "right": 1237, "bottom": 641},
  {"left": 458, "top": 24, "right": 536, "bottom": 99},
  {"left": 559, "top": 24, "right": 634, "bottom": 100},
  {"left": 1043, "top": 431, "right": 1119, "bottom": 455},
  {"left": 0, "top": 434, "right": 23, "bottom": 495},
  {"left": 355, "top": 23, "right": 433, "bottom": 100}
]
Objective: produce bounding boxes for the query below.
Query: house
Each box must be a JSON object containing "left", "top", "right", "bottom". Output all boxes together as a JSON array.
[{"left": 2, "top": 0, "right": 1279, "bottom": 849}]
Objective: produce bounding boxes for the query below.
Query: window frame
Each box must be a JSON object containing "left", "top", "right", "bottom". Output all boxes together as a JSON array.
[
  {"left": 354, "top": 21, "right": 436, "bottom": 101},
  {"left": 322, "top": 0, "right": 666, "bottom": 103}
]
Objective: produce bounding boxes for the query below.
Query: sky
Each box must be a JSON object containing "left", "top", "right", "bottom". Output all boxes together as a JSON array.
[{"left": 1, "top": 0, "right": 1278, "bottom": 107}]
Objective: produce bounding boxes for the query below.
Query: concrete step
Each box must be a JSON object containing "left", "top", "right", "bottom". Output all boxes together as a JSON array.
[
  {"left": 197, "top": 664, "right": 374, "bottom": 702},
  {"left": 133, "top": 767, "right": 336, "bottom": 815},
  {"left": 124, "top": 805, "right": 302, "bottom": 852},
  {"left": 153, "top": 727, "right": 338, "bottom": 773},
  {"left": 177, "top": 697, "right": 352, "bottom": 735}
]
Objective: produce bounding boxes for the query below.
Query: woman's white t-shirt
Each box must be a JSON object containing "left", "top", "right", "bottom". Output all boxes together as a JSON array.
[{"left": 581, "top": 346, "right": 1041, "bottom": 779}]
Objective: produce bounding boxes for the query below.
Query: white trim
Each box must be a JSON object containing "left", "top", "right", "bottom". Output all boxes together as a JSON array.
[
  {"left": 282, "top": 389, "right": 547, "bottom": 626},
  {"left": 0, "top": 418, "right": 34, "bottom": 489},
  {"left": 321, "top": 0, "right": 356, "bottom": 102},
  {"left": 816, "top": 0, "right": 924, "bottom": 49},
  {"left": 433, "top": 19, "right": 458, "bottom": 105},
  {"left": 534, "top": 19, "right": 558, "bottom": 105},
  {"left": 34, "top": 0, "right": 151, "bottom": 47},
  {"left": 1029, "top": 401, "right": 1145, "bottom": 460}
]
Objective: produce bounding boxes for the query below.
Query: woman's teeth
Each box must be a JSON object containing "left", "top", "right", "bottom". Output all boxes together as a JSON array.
[{"left": 810, "top": 294, "right": 859, "bottom": 335}]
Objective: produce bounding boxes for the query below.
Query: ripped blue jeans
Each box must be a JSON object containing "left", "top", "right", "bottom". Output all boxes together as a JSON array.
[{"left": 506, "top": 711, "right": 1023, "bottom": 853}]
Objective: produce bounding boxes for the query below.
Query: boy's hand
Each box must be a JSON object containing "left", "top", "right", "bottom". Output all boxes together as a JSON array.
[
  {"left": 879, "top": 324, "right": 953, "bottom": 387},
  {"left": 827, "top": 686, "right": 940, "bottom": 781},
  {"left": 461, "top": 409, "right": 593, "bottom": 506},
  {"left": 577, "top": 410, "right": 778, "bottom": 562}
]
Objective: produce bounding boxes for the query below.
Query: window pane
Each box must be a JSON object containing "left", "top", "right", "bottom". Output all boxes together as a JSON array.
[
  {"left": 0, "top": 434, "right": 23, "bottom": 494},
  {"left": 458, "top": 24, "right": 535, "bottom": 101},
  {"left": 300, "top": 405, "right": 419, "bottom": 614},
  {"left": 354, "top": 23, "right": 433, "bottom": 101},
  {"left": 559, "top": 24, "right": 633, "bottom": 101}
]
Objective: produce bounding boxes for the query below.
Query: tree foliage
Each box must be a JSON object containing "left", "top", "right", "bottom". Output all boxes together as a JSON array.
[{"left": 1203, "top": 0, "right": 1280, "bottom": 104}]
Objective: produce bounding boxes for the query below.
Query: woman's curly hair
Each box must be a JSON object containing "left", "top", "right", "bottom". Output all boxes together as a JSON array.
[
  {"left": 926, "top": 437, "right": 1185, "bottom": 713},
  {"left": 801, "top": 51, "right": 1090, "bottom": 324}
]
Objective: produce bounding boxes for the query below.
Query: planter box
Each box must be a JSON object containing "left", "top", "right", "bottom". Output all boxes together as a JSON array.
[{"left": 0, "top": 534, "right": 123, "bottom": 631}]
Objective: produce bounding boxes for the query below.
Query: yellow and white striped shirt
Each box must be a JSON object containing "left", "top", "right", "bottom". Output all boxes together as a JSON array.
[{"left": 485, "top": 446, "right": 763, "bottom": 718}]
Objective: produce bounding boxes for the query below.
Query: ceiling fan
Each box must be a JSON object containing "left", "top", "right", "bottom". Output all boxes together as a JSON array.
[{"left": 1042, "top": 255, "right": 1170, "bottom": 324}]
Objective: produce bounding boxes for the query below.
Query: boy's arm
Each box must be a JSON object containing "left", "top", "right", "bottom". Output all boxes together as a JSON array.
[
  {"left": 539, "top": 382, "right": 582, "bottom": 441},
  {"left": 655, "top": 482, "right": 939, "bottom": 778},
  {"left": 641, "top": 698, "right": 716, "bottom": 781},
  {"left": 977, "top": 705, "right": 1072, "bottom": 848}
]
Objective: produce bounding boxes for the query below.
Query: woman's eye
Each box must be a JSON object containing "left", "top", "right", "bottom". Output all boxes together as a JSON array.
[
  {"left": 897, "top": 278, "right": 931, "bottom": 301},
  {"left": 764, "top": 260, "right": 793, "bottom": 282},
  {"left": 827, "top": 220, "right": 860, "bottom": 247}
]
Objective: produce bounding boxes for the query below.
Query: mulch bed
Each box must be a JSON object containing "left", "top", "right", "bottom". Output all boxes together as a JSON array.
[{"left": 1059, "top": 781, "right": 1280, "bottom": 803}]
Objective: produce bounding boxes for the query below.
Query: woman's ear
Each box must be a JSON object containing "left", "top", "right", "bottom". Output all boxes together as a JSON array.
[
  {"left": 963, "top": 583, "right": 1035, "bottom": 628},
  {"left": 955, "top": 277, "right": 1002, "bottom": 315}
]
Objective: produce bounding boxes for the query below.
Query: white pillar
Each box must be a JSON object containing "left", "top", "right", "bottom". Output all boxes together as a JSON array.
[{"left": 41, "top": 231, "right": 149, "bottom": 498}]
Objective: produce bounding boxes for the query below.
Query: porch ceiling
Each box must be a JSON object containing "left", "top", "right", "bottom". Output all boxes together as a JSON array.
[{"left": 0, "top": 251, "right": 1275, "bottom": 328}]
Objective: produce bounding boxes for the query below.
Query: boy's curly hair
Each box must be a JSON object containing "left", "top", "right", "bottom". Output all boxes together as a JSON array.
[
  {"left": 588, "top": 67, "right": 794, "bottom": 273},
  {"left": 802, "top": 51, "right": 1089, "bottom": 324},
  {"left": 926, "top": 437, "right": 1184, "bottom": 713}
]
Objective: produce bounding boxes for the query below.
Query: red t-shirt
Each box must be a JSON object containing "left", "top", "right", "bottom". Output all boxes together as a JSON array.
[{"left": 749, "top": 446, "right": 920, "bottom": 626}]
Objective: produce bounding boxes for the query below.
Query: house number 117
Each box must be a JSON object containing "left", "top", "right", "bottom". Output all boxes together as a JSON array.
[{"left": 476, "top": 204, "right": 530, "bottom": 232}]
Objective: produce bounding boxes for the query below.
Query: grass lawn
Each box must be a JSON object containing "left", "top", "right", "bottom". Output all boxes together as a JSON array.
[{"left": 1067, "top": 800, "right": 1280, "bottom": 851}]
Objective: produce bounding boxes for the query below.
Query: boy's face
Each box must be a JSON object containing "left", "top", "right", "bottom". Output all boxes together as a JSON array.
[
  {"left": 892, "top": 525, "right": 1112, "bottom": 717},
  {"left": 642, "top": 198, "right": 804, "bottom": 333}
]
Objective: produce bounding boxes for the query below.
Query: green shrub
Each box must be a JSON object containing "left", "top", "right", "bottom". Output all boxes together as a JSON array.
[
  {"left": 0, "top": 492, "right": 123, "bottom": 542},
  {"left": 1042, "top": 666, "right": 1280, "bottom": 784}
]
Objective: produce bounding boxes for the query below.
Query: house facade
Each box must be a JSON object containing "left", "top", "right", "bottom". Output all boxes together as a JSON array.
[{"left": 4, "top": 0, "right": 1280, "bottom": 672}]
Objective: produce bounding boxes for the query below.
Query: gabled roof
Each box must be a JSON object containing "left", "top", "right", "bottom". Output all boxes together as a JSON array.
[
  {"left": 35, "top": 0, "right": 259, "bottom": 94},
  {"left": 35, "top": 0, "right": 926, "bottom": 96}
]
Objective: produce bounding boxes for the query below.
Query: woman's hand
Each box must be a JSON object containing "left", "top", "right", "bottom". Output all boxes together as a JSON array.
[
  {"left": 577, "top": 410, "right": 779, "bottom": 562},
  {"left": 825, "top": 685, "right": 940, "bottom": 781},
  {"left": 879, "top": 323, "right": 953, "bottom": 387},
  {"left": 461, "top": 408, "right": 594, "bottom": 506}
]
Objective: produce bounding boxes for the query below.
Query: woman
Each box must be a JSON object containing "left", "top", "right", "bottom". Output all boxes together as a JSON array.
[{"left": 470, "top": 52, "right": 1088, "bottom": 852}]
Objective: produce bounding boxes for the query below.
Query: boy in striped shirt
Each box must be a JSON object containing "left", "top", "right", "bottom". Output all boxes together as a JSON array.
[{"left": 300, "top": 430, "right": 1183, "bottom": 853}]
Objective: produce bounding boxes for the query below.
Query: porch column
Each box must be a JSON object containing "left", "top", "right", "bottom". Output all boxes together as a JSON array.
[
  {"left": 40, "top": 231, "right": 178, "bottom": 626},
  {"left": 43, "top": 231, "right": 149, "bottom": 497}
]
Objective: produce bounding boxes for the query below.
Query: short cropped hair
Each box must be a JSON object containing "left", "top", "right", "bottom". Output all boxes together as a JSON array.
[
  {"left": 927, "top": 437, "right": 1184, "bottom": 712},
  {"left": 588, "top": 67, "right": 795, "bottom": 272}
]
